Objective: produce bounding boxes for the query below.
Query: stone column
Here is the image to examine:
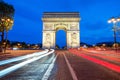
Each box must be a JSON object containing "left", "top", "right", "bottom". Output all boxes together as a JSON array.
[
  {"left": 66, "top": 31, "right": 71, "bottom": 48},
  {"left": 42, "top": 31, "right": 56, "bottom": 49},
  {"left": 50, "top": 31, "right": 56, "bottom": 49},
  {"left": 66, "top": 31, "right": 80, "bottom": 48}
]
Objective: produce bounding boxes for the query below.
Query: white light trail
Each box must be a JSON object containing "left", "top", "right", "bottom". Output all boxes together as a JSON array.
[
  {"left": 0, "top": 49, "right": 54, "bottom": 78},
  {"left": 0, "top": 49, "right": 49, "bottom": 66}
]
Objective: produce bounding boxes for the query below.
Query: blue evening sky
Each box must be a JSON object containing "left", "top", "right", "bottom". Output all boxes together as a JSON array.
[{"left": 3, "top": 0, "right": 120, "bottom": 46}]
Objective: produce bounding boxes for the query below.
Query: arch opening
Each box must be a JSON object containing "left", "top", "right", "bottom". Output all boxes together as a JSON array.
[{"left": 56, "top": 30, "right": 66, "bottom": 49}]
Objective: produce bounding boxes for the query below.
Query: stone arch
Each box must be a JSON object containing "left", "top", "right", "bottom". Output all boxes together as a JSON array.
[
  {"left": 55, "top": 25, "right": 67, "bottom": 31},
  {"left": 42, "top": 12, "right": 80, "bottom": 49}
]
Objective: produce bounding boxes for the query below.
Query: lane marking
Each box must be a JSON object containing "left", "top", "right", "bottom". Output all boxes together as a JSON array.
[
  {"left": 63, "top": 53, "right": 78, "bottom": 80},
  {"left": 42, "top": 54, "right": 58, "bottom": 80}
]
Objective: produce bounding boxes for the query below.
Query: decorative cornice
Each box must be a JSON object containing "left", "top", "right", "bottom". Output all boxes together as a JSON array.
[
  {"left": 42, "top": 18, "right": 80, "bottom": 22},
  {"left": 43, "top": 12, "right": 80, "bottom": 18}
]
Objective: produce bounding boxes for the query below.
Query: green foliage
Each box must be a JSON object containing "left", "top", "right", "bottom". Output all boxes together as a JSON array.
[
  {"left": 0, "top": 1, "right": 15, "bottom": 53},
  {"left": 0, "top": 1, "right": 15, "bottom": 17},
  {"left": 0, "top": 16, "right": 13, "bottom": 32},
  {"left": 0, "top": 1, "right": 15, "bottom": 32}
]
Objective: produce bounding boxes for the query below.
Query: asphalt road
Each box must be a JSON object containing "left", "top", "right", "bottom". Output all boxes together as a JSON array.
[
  {"left": 1, "top": 50, "right": 120, "bottom": 80},
  {"left": 65, "top": 50, "right": 120, "bottom": 80},
  {"left": 50, "top": 50, "right": 120, "bottom": 80},
  {"left": 1, "top": 53, "right": 54, "bottom": 80}
]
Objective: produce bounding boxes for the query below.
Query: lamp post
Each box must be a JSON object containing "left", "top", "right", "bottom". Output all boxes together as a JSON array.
[{"left": 108, "top": 17, "right": 120, "bottom": 52}]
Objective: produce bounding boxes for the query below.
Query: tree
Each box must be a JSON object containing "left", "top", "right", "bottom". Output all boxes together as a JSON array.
[
  {"left": 0, "top": 0, "right": 15, "bottom": 53},
  {"left": 55, "top": 44, "right": 60, "bottom": 49}
]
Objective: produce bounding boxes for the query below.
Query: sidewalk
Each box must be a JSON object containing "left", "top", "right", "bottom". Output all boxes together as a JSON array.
[{"left": 0, "top": 50, "right": 41, "bottom": 60}]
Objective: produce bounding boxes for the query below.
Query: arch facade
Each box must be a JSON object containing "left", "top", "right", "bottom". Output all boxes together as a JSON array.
[{"left": 42, "top": 12, "right": 80, "bottom": 49}]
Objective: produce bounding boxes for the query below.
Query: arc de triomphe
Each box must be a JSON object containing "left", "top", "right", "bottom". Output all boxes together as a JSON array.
[{"left": 42, "top": 12, "right": 80, "bottom": 49}]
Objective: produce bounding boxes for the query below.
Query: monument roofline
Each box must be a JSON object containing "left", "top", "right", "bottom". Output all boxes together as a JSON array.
[
  {"left": 43, "top": 12, "right": 80, "bottom": 18},
  {"left": 43, "top": 12, "right": 79, "bottom": 14}
]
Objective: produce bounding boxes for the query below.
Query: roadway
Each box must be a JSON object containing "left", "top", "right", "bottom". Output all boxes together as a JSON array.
[
  {"left": 0, "top": 49, "right": 56, "bottom": 80},
  {"left": 1, "top": 54, "right": 55, "bottom": 80},
  {"left": 0, "top": 49, "right": 120, "bottom": 80}
]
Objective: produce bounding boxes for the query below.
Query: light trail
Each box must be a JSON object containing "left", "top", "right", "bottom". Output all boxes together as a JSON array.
[
  {"left": 78, "top": 49, "right": 120, "bottom": 63},
  {"left": 0, "top": 49, "right": 49, "bottom": 66},
  {"left": 69, "top": 49, "right": 120, "bottom": 73},
  {"left": 85, "top": 52, "right": 120, "bottom": 63},
  {"left": 42, "top": 55, "right": 57, "bottom": 80},
  {"left": 79, "top": 54, "right": 120, "bottom": 73},
  {"left": 0, "top": 49, "right": 54, "bottom": 78}
]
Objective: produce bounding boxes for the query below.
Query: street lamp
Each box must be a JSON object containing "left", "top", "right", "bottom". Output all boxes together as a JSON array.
[{"left": 108, "top": 17, "right": 120, "bottom": 52}]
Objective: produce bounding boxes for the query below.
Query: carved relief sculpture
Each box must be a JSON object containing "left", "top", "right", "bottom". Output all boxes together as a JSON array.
[
  {"left": 45, "top": 33, "right": 51, "bottom": 44},
  {"left": 44, "top": 24, "right": 53, "bottom": 30},
  {"left": 71, "top": 33, "right": 77, "bottom": 44},
  {"left": 70, "top": 24, "right": 78, "bottom": 30}
]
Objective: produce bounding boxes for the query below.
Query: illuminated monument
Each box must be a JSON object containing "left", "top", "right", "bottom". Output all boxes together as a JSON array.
[{"left": 42, "top": 12, "right": 80, "bottom": 49}]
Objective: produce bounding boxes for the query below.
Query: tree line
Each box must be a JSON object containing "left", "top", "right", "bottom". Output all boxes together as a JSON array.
[{"left": 0, "top": 0, "right": 14, "bottom": 53}]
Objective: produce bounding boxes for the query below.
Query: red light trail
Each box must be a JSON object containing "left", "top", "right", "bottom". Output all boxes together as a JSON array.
[
  {"left": 84, "top": 52, "right": 120, "bottom": 63},
  {"left": 69, "top": 49, "right": 120, "bottom": 73}
]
